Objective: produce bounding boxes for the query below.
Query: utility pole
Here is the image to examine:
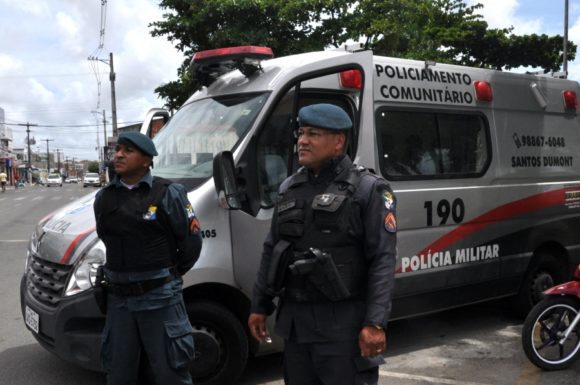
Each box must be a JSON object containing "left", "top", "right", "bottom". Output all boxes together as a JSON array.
[
  {"left": 15, "top": 122, "right": 38, "bottom": 183},
  {"left": 91, "top": 110, "right": 102, "bottom": 164},
  {"left": 42, "top": 139, "right": 54, "bottom": 173},
  {"left": 102, "top": 109, "right": 108, "bottom": 163},
  {"left": 102, "top": 109, "right": 110, "bottom": 183},
  {"left": 56, "top": 149, "right": 62, "bottom": 174},
  {"left": 88, "top": 52, "right": 118, "bottom": 137},
  {"left": 564, "top": 0, "right": 569, "bottom": 77},
  {"left": 109, "top": 52, "right": 118, "bottom": 137}
]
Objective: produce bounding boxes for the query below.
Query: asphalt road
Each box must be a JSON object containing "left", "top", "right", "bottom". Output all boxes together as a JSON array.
[{"left": 1, "top": 183, "right": 580, "bottom": 385}]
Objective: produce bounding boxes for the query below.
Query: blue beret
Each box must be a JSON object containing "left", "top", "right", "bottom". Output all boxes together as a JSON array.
[
  {"left": 117, "top": 131, "right": 158, "bottom": 157},
  {"left": 298, "top": 103, "right": 352, "bottom": 131}
]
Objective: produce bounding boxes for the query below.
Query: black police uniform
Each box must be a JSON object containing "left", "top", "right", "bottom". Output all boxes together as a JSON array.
[
  {"left": 251, "top": 154, "right": 397, "bottom": 385},
  {"left": 94, "top": 172, "right": 202, "bottom": 385}
]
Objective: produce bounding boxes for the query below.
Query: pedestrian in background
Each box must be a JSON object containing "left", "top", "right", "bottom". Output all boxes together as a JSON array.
[
  {"left": 0, "top": 171, "right": 7, "bottom": 192},
  {"left": 248, "top": 103, "right": 397, "bottom": 385},
  {"left": 94, "top": 131, "right": 202, "bottom": 385}
]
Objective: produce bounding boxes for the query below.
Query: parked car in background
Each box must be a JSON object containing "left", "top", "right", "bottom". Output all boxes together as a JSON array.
[
  {"left": 66, "top": 177, "right": 79, "bottom": 184},
  {"left": 83, "top": 173, "right": 101, "bottom": 188},
  {"left": 45, "top": 174, "right": 62, "bottom": 187}
]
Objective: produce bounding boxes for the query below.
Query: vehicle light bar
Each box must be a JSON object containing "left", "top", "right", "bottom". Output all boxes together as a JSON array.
[
  {"left": 474, "top": 80, "right": 493, "bottom": 102},
  {"left": 563, "top": 90, "right": 579, "bottom": 110},
  {"left": 340, "top": 69, "right": 362, "bottom": 89},
  {"left": 191, "top": 46, "right": 274, "bottom": 86},
  {"left": 193, "top": 46, "right": 273, "bottom": 64}
]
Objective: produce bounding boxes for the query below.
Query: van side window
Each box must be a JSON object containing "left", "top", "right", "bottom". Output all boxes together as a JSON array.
[
  {"left": 256, "top": 93, "right": 295, "bottom": 207},
  {"left": 377, "top": 109, "right": 489, "bottom": 180},
  {"left": 256, "top": 93, "right": 357, "bottom": 207}
]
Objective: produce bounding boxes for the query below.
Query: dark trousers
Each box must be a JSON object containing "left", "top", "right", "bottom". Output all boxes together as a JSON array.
[
  {"left": 283, "top": 337, "right": 380, "bottom": 385},
  {"left": 101, "top": 300, "right": 194, "bottom": 385}
]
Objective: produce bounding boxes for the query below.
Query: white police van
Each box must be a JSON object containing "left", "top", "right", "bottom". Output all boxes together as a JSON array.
[{"left": 21, "top": 45, "right": 580, "bottom": 385}]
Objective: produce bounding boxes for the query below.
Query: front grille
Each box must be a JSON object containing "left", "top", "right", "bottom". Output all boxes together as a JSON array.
[{"left": 27, "top": 255, "right": 73, "bottom": 308}]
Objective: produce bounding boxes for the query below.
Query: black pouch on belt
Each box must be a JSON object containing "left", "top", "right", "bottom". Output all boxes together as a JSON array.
[{"left": 93, "top": 265, "right": 108, "bottom": 315}]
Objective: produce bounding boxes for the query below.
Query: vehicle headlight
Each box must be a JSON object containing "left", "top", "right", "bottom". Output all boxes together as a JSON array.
[
  {"left": 29, "top": 227, "right": 39, "bottom": 255},
  {"left": 64, "top": 240, "right": 106, "bottom": 296},
  {"left": 25, "top": 232, "right": 38, "bottom": 272},
  {"left": 25, "top": 223, "right": 45, "bottom": 272}
]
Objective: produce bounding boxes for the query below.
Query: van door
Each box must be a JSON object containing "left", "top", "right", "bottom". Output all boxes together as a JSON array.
[
  {"left": 375, "top": 108, "right": 498, "bottom": 317},
  {"left": 229, "top": 51, "right": 375, "bottom": 299}
]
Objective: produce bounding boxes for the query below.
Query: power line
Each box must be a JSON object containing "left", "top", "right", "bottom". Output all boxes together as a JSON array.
[
  {"left": 0, "top": 72, "right": 105, "bottom": 80},
  {"left": 6, "top": 120, "right": 142, "bottom": 129},
  {"left": 88, "top": 0, "right": 109, "bottom": 110}
]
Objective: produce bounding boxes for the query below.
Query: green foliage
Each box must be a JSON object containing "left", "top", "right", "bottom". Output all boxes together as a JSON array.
[
  {"left": 87, "top": 162, "right": 100, "bottom": 173},
  {"left": 150, "top": 0, "right": 576, "bottom": 108}
]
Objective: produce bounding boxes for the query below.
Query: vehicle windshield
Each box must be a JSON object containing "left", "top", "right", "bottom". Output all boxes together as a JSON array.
[{"left": 152, "top": 92, "right": 268, "bottom": 190}]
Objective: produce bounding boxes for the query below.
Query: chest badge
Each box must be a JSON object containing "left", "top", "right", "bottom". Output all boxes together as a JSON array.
[
  {"left": 318, "top": 194, "right": 333, "bottom": 205},
  {"left": 143, "top": 205, "right": 158, "bottom": 220}
]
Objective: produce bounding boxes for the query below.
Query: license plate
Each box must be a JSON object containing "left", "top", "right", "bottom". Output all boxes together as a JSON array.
[{"left": 25, "top": 306, "right": 39, "bottom": 334}]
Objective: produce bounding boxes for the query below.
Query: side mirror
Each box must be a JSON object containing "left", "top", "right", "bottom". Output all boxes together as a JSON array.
[
  {"left": 213, "top": 151, "right": 241, "bottom": 209},
  {"left": 140, "top": 108, "right": 171, "bottom": 138}
]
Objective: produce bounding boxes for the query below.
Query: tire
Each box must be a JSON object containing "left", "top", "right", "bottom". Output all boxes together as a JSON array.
[
  {"left": 514, "top": 253, "right": 567, "bottom": 317},
  {"left": 186, "top": 301, "right": 249, "bottom": 385},
  {"left": 522, "top": 296, "right": 580, "bottom": 370}
]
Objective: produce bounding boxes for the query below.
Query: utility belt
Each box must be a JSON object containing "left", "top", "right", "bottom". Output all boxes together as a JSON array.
[
  {"left": 98, "top": 266, "right": 180, "bottom": 298},
  {"left": 265, "top": 241, "right": 352, "bottom": 302}
]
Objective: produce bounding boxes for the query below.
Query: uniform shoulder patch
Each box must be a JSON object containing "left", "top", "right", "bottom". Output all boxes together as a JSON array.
[
  {"left": 382, "top": 191, "right": 395, "bottom": 211},
  {"left": 384, "top": 211, "right": 397, "bottom": 233},
  {"left": 186, "top": 204, "right": 200, "bottom": 234}
]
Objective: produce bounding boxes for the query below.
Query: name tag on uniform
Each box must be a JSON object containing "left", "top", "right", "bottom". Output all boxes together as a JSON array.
[{"left": 278, "top": 199, "right": 296, "bottom": 213}]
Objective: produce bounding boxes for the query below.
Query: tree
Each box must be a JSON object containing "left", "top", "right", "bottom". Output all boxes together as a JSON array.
[
  {"left": 151, "top": 0, "right": 354, "bottom": 109},
  {"left": 150, "top": 0, "right": 575, "bottom": 108},
  {"left": 87, "top": 162, "right": 100, "bottom": 173}
]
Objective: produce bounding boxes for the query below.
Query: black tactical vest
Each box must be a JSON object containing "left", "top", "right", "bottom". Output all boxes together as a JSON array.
[
  {"left": 98, "top": 177, "right": 177, "bottom": 272},
  {"left": 277, "top": 159, "right": 369, "bottom": 302}
]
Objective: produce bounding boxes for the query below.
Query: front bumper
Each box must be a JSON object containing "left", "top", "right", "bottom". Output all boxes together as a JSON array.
[{"left": 20, "top": 274, "right": 105, "bottom": 372}]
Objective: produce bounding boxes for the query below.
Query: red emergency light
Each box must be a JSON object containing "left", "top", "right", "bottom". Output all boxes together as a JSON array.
[
  {"left": 340, "top": 69, "right": 362, "bottom": 89},
  {"left": 191, "top": 46, "right": 274, "bottom": 86},
  {"left": 474, "top": 80, "right": 493, "bottom": 102},
  {"left": 563, "top": 90, "right": 579, "bottom": 110},
  {"left": 192, "top": 46, "right": 274, "bottom": 64}
]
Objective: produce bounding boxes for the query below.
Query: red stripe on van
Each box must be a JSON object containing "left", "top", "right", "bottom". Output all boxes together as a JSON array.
[
  {"left": 59, "top": 227, "right": 96, "bottom": 264},
  {"left": 396, "top": 188, "right": 566, "bottom": 273}
]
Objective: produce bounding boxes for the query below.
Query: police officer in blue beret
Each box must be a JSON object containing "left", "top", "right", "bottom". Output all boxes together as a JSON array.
[
  {"left": 94, "top": 131, "right": 203, "bottom": 385},
  {"left": 249, "top": 103, "right": 397, "bottom": 384}
]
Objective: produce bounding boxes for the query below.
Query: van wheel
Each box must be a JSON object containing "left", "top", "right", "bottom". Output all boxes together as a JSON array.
[
  {"left": 186, "top": 301, "right": 248, "bottom": 385},
  {"left": 514, "top": 253, "right": 566, "bottom": 317}
]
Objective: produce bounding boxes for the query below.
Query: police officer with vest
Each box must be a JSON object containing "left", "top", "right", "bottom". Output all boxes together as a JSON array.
[
  {"left": 94, "top": 132, "right": 203, "bottom": 385},
  {"left": 248, "top": 103, "right": 397, "bottom": 385}
]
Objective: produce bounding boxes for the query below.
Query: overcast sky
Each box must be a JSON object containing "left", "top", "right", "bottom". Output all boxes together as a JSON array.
[{"left": 1, "top": 0, "right": 579, "bottom": 161}]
